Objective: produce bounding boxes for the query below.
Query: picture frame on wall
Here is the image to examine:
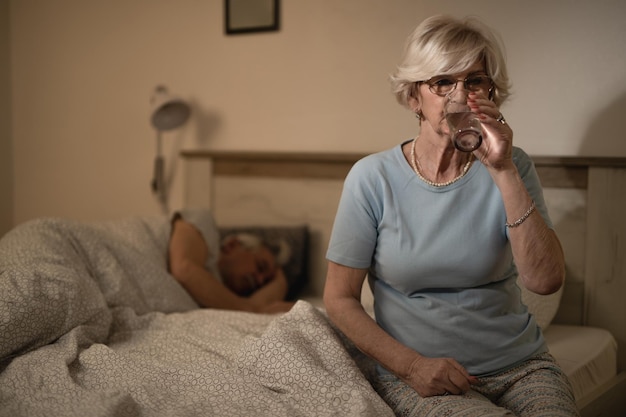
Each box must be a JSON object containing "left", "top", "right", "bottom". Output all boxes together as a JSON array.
[{"left": 225, "top": 0, "right": 280, "bottom": 35}]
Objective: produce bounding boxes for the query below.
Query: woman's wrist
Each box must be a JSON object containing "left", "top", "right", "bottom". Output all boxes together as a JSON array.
[
  {"left": 485, "top": 158, "right": 517, "bottom": 178},
  {"left": 387, "top": 347, "right": 424, "bottom": 381},
  {"left": 487, "top": 161, "right": 526, "bottom": 195}
]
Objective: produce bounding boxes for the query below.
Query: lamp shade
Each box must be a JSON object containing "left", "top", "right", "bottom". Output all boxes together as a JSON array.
[{"left": 150, "top": 85, "right": 191, "bottom": 131}]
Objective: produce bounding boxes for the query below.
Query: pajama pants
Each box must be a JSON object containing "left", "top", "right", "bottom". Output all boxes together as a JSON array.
[{"left": 371, "top": 352, "right": 579, "bottom": 417}]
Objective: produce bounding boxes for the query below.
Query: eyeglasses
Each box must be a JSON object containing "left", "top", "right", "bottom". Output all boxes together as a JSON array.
[{"left": 420, "top": 74, "right": 494, "bottom": 96}]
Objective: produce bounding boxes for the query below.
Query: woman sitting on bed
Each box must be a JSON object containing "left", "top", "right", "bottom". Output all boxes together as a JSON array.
[
  {"left": 323, "top": 15, "right": 578, "bottom": 416},
  {"left": 168, "top": 209, "right": 294, "bottom": 314}
]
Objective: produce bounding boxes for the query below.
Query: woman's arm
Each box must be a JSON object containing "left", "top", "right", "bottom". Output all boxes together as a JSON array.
[
  {"left": 491, "top": 167, "right": 565, "bottom": 294},
  {"left": 323, "top": 261, "right": 476, "bottom": 397},
  {"left": 169, "top": 218, "right": 292, "bottom": 313},
  {"left": 470, "top": 93, "right": 565, "bottom": 295}
]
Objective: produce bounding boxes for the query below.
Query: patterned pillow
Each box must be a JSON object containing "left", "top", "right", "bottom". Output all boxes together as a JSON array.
[{"left": 218, "top": 225, "right": 309, "bottom": 300}]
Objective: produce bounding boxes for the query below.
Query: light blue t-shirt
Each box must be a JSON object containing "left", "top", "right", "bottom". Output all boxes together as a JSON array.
[{"left": 326, "top": 143, "right": 552, "bottom": 376}]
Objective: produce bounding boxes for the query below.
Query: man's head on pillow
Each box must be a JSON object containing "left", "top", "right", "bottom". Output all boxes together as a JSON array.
[{"left": 218, "top": 233, "right": 291, "bottom": 296}]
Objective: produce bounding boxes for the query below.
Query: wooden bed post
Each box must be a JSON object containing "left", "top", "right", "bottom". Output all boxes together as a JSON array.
[{"left": 585, "top": 166, "right": 626, "bottom": 373}]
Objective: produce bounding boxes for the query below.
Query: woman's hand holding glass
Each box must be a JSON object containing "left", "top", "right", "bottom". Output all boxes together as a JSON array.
[{"left": 467, "top": 92, "right": 514, "bottom": 169}]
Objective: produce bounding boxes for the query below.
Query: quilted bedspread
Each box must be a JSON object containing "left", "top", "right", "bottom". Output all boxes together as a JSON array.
[{"left": 0, "top": 217, "right": 392, "bottom": 416}]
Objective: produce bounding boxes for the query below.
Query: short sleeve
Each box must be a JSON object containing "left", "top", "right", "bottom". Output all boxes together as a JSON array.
[{"left": 326, "top": 158, "right": 380, "bottom": 269}]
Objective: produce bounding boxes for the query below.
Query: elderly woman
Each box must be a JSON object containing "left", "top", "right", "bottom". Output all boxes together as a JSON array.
[{"left": 323, "top": 15, "right": 578, "bottom": 416}]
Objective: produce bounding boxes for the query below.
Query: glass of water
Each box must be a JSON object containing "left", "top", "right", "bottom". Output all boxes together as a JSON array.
[{"left": 445, "top": 91, "right": 483, "bottom": 152}]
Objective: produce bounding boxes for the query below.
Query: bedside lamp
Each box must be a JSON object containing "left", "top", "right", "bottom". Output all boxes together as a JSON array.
[{"left": 149, "top": 85, "right": 191, "bottom": 211}]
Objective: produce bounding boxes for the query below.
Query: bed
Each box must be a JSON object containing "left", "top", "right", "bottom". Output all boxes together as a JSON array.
[
  {"left": 181, "top": 150, "right": 626, "bottom": 417},
  {"left": 0, "top": 151, "right": 624, "bottom": 417}
]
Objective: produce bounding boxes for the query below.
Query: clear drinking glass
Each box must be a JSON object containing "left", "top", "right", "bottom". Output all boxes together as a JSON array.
[{"left": 445, "top": 90, "right": 483, "bottom": 152}]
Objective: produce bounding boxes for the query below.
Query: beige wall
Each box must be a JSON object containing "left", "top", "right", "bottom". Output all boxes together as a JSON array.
[
  {"left": 8, "top": 0, "right": 626, "bottom": 225},
  {"left": 1, "top": 0, "right": 12, "bottom": 236}
]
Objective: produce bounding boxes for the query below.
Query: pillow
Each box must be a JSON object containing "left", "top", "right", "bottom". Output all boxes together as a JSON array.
[
  {"left": 218, "top": 225, "right": 309, "bottom": 300},
  {"left": 517, "top": 278, "right": 563, "bottom": 329}
]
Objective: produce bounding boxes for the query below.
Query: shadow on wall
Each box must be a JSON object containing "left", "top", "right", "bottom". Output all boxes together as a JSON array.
[
  {"left": 578, "top": 92, "right": 626, "bottom": 156},
  {"left": 165, "top": 100, "right": 221, "bottom": 189},
  {"left": 192, "top": 100, "right": 222, "bottom": 148},
  {"left": 160, "top": 101, "right": 221, "bottom": 213}
]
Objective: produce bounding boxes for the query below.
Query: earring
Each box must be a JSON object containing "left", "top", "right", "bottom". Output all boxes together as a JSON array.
[{"left": 415, "top": 110, "right": 423, "bottom": 121}]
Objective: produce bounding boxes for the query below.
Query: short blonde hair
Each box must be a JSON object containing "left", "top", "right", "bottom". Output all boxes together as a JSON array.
[{"left": 390, "top": 15, "right": 511, "bottom": 108}]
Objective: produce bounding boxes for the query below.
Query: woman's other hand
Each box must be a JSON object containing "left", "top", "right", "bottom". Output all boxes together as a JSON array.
[{"left": 403, "top": 355, "right": 479, "bottom": 397}]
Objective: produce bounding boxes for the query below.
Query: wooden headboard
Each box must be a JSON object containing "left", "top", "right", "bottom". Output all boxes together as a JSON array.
[{"left": 181, "top": 150, "right": 626, "bottom": 371}]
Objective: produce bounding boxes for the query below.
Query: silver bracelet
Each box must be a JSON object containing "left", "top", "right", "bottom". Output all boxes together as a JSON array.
[{"left": 506, "top": 200, "right": 536, "bottom": 228}]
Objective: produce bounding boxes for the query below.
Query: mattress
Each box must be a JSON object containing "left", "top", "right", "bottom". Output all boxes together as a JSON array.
[{"left": 543, "top": 324, "right": 618, "bottom": 402}]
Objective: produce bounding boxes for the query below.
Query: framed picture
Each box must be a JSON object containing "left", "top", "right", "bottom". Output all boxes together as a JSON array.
[{"left": 225, "top": 0, "right": 280, "bottom": 35}]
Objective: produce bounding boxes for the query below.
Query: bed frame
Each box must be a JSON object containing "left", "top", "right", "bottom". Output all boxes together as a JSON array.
[{"left": 181, "top": 150, "right": 626, "bottom": 416}]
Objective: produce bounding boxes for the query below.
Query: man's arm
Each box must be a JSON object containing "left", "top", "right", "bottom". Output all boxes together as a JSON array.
[
  {"left": 248, "top": 267, "right": 290, "bottom": 307},
  {"left": 168, "top": 218, "right": 292, "bottom": 312}
]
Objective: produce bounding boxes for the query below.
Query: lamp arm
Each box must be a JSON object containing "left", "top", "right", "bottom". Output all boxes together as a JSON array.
[
  {"left": 151, "top": 131, "right": 165, "bottom": 207},
  {"left": 151, "top": 155, "right": 164, "bottom": 194}
]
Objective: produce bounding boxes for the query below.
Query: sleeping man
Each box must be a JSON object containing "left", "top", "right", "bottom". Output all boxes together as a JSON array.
[{"left": 168, "top": 209, "right": 294, "bottom": 314}]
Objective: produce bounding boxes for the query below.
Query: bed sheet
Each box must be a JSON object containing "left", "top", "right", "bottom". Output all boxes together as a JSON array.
[
  {"left": 0, "top": 216, "right": 392, "bottom": 417},
  {"left": 0, "top": 301, "right": 391, "bottom": 417}
]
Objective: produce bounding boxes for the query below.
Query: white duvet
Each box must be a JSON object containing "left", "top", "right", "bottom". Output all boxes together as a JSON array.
[{"left": 0, "top": 217, "right": 392, "bottom": 416}]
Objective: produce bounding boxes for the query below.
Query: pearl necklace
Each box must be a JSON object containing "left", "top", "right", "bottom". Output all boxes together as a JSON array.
[{"left": 409, "top": 137, "right": 474, "bottom": 187}]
